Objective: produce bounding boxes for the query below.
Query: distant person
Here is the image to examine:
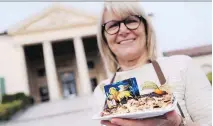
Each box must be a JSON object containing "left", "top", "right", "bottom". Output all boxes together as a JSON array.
[
  {"left": 93, "top": 2, "right": 212, "bottom": 126},
  {"left": 62, "top": 72, "right": 76, "bottom": 96}
]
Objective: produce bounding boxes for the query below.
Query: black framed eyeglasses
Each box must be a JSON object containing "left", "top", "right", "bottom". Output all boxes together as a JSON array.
[{"left": 102, "top": 15, "right": 145, "bottom": 35}]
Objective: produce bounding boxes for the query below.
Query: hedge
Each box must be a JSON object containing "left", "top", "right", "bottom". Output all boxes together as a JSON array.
[
  {"left": 0, "top": 100, "right": 22, "bottom": 120},
  {"left": 0, "top": 93, "right": 34, "bottom": 121}
]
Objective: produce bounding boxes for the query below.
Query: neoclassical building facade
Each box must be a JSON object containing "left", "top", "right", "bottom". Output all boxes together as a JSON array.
[{"left": 0, "top": 5, "right": 109, "bottom": 103}]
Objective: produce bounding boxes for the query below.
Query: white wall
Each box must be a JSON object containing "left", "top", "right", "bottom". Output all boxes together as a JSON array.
[
  {"left": 0, "top": 36, "right": 29, "bottom": 95},
  {"left": 140, "top": 2, "right": 211, "bottom": 52}
]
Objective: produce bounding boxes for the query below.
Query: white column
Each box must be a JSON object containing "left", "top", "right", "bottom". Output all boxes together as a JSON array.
[
  {"left": 43, "top": 41, "right": 61, "bottom": 100},
  {"left": 73, "top": 37, "right": 92, "bottom": 96},
  {"left": 18, "top": 45, "right": 30, "bottom": 95}
]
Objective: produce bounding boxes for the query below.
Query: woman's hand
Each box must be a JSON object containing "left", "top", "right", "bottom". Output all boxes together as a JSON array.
[{"left": 101, "top": 110, "right": 182, "bottom": 126}]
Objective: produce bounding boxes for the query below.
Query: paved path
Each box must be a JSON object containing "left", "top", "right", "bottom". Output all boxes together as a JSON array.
[{"left": 0, "top": 96, "right": 101, "bottom": 126}]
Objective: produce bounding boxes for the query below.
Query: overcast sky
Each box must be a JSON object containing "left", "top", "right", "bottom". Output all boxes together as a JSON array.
[
  {"left": 0, "top": 2, "right": 211, "bottom": 51},
  {"left": 0, "top": 2, "right": 103, "bottom": 32}
]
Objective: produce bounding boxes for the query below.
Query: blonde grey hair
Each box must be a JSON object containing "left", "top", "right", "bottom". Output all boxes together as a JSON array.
[{"left": 97, "top": 2, "right": 157, "bottom": 73}]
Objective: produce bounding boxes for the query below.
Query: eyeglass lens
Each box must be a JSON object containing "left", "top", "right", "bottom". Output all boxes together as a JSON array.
[{"left": 104, "top": 15, "right": 141, "bottom": 35}]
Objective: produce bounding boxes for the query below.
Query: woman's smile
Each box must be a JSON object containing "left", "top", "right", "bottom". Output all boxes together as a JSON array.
[{"left": 117, "top": 38, "right": 136, "bottom": 45}]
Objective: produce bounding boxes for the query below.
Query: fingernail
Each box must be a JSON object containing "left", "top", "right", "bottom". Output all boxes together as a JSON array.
[{"left": 110, "top": 119, "right": 116, "bottom": 124}]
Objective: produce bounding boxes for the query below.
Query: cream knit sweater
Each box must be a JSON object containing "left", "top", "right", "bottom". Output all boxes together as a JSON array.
[{"left": 93, "top": 55, "right": 212, "bottom": 126}]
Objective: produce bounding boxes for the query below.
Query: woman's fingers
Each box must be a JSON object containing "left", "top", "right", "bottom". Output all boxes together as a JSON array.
[
  {"left": 110, "top": 118, "right": 170, "bottom": 126},
  {"left": 165, "top": 110, "right": 182, "bottom": 125},
  {"left": 101, "top": 120, "right": 120, "bottom": 126},
  {"left": 110, "top": 118, "right": 145, "bottom": 126},
  {"left": 102, "top": 111, "right": 181, "bottom": 126}
]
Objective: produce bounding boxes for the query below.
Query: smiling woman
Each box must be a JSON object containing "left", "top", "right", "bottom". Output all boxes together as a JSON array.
[
  {"left": 93, "top": 2, "right": 212, "bottom": 126},
  {"left": 97, "top": 2, "right": 157, "bottom": 73}
]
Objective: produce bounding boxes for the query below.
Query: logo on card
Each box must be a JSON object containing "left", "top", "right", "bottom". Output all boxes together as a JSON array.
[{"left": 104, "top": 78, "right": 140, "bottom": 107}]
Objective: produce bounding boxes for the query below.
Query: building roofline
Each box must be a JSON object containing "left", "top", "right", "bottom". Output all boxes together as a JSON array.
[{"left": 163, "top": 44, "right": 212, "bottom": 57}]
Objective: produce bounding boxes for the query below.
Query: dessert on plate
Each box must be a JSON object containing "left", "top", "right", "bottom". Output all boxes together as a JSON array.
[{"left": 101, "top": 78, "right": 174, "bottom": 117}]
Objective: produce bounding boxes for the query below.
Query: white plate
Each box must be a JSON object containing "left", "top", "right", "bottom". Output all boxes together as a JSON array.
[{"left": 92, "top": 98, "right": 177, "bottom": 120}]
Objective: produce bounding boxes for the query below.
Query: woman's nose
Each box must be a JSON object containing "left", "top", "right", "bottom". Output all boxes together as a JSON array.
[{"left": 118, "top": 22, "right": 130, "bottom": 36}]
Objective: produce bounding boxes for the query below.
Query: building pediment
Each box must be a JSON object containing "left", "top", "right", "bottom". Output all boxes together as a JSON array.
[{"left": 8, "top": 4, "right": 98, "bottom": 35}]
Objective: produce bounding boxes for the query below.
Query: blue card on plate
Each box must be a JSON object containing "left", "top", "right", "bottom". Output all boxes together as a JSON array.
[{"left": 104, "top": 77, "right": 140, "bottom": 106}]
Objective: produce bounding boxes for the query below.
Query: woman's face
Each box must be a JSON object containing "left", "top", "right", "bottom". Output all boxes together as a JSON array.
[{"left": 103, "top": 10, "right": 147, "bottom": 61}]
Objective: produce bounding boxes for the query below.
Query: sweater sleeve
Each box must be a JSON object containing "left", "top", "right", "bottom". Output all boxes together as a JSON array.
[{"left": 184, "top": 56, "right": 212, "bottom": 125}]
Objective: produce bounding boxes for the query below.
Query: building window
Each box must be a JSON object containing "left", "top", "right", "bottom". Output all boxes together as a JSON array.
[
  {"left": 87, "top": 61, "right": 95, "bottom": 69},
  {"left": 37, "top": 68, "right": 46, "bottom": 77},
  {"left": 91, "top": 78, "right": 97, "bottom": 92}
]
